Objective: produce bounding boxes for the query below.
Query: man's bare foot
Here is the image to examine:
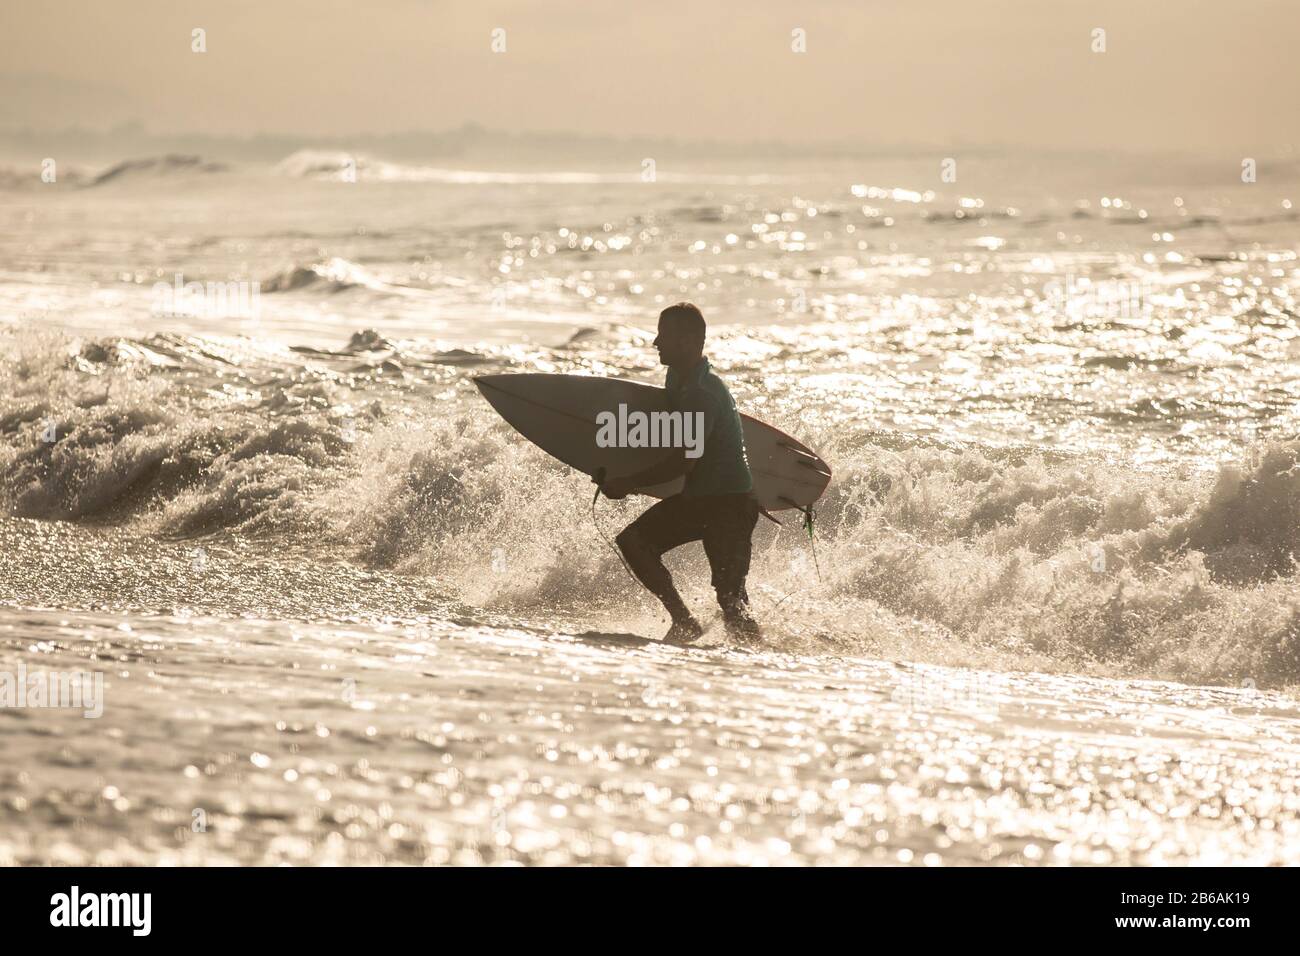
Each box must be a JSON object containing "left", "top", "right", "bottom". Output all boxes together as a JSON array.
[
  {"left": 663, "top": 616, "right": 705, "bottom": 644},
  {"left": 724, "top": 611, "right": 762, "bottom": 642}
]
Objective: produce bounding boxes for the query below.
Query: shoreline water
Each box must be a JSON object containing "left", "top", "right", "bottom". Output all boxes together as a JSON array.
[
  {"left": 3, "top": 595, "right": 1298, "bottom": 866},
  {"left": 2, "top": 151, "right": 1298, "bottom": 865}
]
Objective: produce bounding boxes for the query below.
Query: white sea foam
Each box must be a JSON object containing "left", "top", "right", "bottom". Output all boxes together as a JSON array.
[{"left": 3, "top": 154, "right": 1299, "bottom": 865}]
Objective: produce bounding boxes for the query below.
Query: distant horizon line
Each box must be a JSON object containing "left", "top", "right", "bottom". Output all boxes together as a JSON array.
[{"left": 1, "top": 120, "right": 1289, "bottom": 163}]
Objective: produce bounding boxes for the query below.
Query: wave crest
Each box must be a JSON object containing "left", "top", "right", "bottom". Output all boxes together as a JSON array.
[{"left": 3, "top": 329, "right": 1298, "bottom": 686}]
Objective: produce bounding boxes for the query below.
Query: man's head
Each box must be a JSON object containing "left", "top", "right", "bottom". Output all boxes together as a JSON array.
[{"left": 654, "top": 302, "right": 706, "bottom": 369}]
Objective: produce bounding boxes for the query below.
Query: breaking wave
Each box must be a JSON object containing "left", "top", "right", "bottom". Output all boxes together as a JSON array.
[
  {"left": 261, "top": 257, "right": 409, "bottom": 295},
  {"left": 273, "top": 149, "right": 784, "bottom": 185},
  {"left": 2, "top": 328, "right": 1297, "bottom": 688},
  {"left": 85, "top": 154, "right": 229, "bottom": 187}
]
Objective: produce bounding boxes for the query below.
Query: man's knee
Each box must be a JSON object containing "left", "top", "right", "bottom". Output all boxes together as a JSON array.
[{"left": 615, "top": 525, "right": 641, "bottom": 558}]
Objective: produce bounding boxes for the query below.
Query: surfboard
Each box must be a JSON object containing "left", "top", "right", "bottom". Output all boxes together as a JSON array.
[{"left": 474, "top": 373, "right": 831, "bottom": 511}]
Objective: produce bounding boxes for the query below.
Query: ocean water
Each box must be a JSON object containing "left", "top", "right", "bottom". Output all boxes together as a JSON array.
[{"left": 1, "top": 149, "right": 1299, "bottom": 865}]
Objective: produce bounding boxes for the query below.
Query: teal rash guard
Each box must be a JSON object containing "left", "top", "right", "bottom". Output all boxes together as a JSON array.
[{"left": 664, "top": 358, "right": 753, "bottom": 498}]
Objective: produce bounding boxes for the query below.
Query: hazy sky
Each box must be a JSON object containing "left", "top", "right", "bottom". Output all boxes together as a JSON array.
[{"left": 1, "top": 0, "right": 1297, "bottom": 153}]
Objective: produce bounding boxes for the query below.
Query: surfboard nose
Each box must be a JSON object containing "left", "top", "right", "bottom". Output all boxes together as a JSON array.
[
  {"left": 472, "top": 375, "right": 519, "bottom": 419},
  {"left": 472, "top": 373, "right": 517, "bottom": 400}
]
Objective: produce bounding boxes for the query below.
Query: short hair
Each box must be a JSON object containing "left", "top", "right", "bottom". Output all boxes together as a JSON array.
[{"left": 659, "top": 302, "right": 706, "bottom": 347}]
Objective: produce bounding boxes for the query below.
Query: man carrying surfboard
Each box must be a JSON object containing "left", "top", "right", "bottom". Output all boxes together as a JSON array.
[{"left": 600, "top": 303, "right": 762, "bottom": 643}]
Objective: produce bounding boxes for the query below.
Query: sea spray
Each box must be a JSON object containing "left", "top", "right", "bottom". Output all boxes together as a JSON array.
[{"left": 4, "top": 329, "right": 1298, "bottom": 686}]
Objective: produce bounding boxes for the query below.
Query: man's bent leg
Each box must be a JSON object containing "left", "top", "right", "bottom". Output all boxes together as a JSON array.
[
  {"left": 615, "top": 495, "right": 705, "bottom": 622},
  {"left": 702, "top": 494, "right": 761, "bottom": 634}
]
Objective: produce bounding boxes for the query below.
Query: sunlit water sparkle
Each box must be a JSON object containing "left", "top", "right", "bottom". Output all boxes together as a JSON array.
[{"left": 2, "top": 151, "right": 1298, "bottom": 864}]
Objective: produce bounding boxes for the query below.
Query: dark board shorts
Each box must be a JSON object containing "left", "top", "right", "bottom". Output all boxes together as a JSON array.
[{"left": 621, "top": 492, "right": 760, "bottom": 601}]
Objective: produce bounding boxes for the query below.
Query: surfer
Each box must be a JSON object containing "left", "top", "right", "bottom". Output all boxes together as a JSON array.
[{"left": 600, "top": 303, "right": 762, "bottom": 643}]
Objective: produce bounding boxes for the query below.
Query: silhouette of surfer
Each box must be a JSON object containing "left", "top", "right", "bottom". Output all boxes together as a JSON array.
[{"left": 600, "top": 303, "right": 762, "bottom": 643}]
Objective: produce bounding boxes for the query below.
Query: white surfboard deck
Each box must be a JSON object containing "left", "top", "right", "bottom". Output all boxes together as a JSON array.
[{"left": 474, "top": 373, "right": 831, "bottom": 511}]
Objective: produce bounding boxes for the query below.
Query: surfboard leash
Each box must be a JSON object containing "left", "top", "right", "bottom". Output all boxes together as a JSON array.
[
  {"left": 801, "top": 504, "right": 823, "bottom": 584},
  {"left": 762, "top": 500, "right": 825, "bottom": 616},
  {"left": 776, "top": 497, "right": 823, "bottom": 585},
  {"left": 589, "top": 467, "right": 642, "bottom": 587}
]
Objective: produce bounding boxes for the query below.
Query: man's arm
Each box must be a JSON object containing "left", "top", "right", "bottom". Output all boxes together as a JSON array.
[
  {"left": 601, "top": 450, "right": 694, "bottom": 499},
  {"left": 601, "top": 385, "right": 717, "bottom": 499}
]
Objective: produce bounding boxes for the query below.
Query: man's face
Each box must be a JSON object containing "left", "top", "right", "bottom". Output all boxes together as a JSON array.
[{"left": 653, "top": 317, "right": 691, "bottom": 367}]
